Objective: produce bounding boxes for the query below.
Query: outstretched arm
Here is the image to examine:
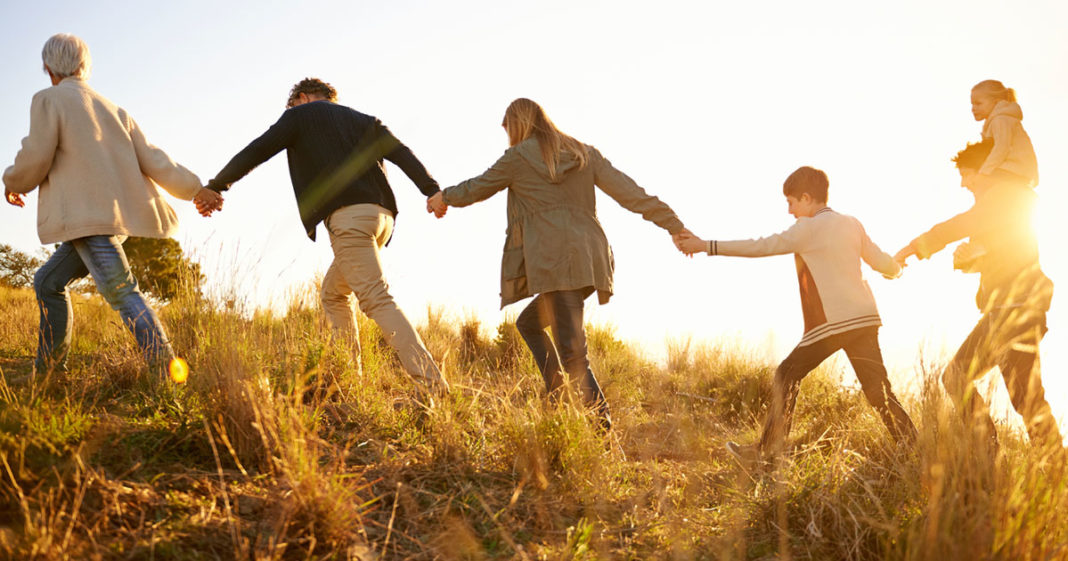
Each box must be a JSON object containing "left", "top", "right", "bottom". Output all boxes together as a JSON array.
[
  {"left": 895, "top": 183, "right": 1011, "bottom": 265},
  {"left": 205, "top": 112, "right": 296, "bottom": 193},
  {"left": 712, "top": 220, "right": 810, "bottom": 257},
  {"left": 674, "top": 220, "right": 810, "bottom": 258},
  {"left": 440, "top": 150, "right": 514, "bottom": 208},
  {"left": 858, "top": 221, "right": 902, "bottom": 279},
  {"left": 591, "top": 149, "right": 684, "bottom": 234},
  {"left": 126, "top": 113, "right": 201, "bottom": 200},
  {"left": 896, "top": 206, "right": 981, "bottom": 265},
  {"left": 380, "top": 122, "right": 441, "bottom": 197}
]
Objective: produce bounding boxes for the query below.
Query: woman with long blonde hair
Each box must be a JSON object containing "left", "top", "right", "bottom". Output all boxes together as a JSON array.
[{"left": 428, "top": 98, "right": 690, "bottom": 430}]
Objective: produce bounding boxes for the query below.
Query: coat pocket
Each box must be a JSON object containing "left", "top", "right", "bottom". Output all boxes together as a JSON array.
[{"left": 501, "top": 246, "right": 526, "bottom": 281}]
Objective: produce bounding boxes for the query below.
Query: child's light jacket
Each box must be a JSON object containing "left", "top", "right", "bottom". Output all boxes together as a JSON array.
[{"left": 980, "top": 100, "right": 1038, "bottom": 187}]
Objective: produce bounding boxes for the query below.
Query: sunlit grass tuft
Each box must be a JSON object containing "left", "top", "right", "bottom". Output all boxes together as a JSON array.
[{"left": 0, "top": 282, "right": 1066, "bottom": 559}]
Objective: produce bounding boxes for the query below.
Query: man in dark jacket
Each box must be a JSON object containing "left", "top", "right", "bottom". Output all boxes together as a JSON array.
[{"left": 200, "top": 78, "right": 447, "bottom": 394}]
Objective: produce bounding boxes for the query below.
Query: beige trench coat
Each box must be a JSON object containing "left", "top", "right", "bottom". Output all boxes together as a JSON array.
[{"left": 442, "top": 138, "right": 684, "bottom": 308}]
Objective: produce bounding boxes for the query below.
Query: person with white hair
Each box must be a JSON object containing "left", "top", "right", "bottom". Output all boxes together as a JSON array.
[{"left": 2, "top": 33, "right": 221, "bottom": 380}]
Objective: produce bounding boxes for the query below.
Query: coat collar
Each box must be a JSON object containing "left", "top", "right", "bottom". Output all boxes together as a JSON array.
[{"left": 813, "top": 206, "right": 834, "bottom": 217}]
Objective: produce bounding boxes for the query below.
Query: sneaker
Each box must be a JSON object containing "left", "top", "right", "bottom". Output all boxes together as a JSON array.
[
  {"left": 725, "top": 441, "right": 761, "bottom": 466},
  {"left": 596, "top": 408, "right": 613, "bottom": 434}
]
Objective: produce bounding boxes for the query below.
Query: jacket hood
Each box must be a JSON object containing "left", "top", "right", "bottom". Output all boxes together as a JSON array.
[
  {"left": 988, "top": 100, "right": 1024, "bottom": 122},
  {"left": 514, "top": 137, "right": 583, "bottom": 184}
]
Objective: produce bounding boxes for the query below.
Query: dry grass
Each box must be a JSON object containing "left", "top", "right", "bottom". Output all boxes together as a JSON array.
[{"left": 0, "top": 282, "right": 1066, "bottom": 560}]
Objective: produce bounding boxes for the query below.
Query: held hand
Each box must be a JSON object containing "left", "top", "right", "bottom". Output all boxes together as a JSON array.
[
  {"left": 5, "top": 189, "right": 25, "bottom": 208},
  {"left": 671, "top": 227, "right": 694, "bottom": 249},
  {"left": 671, "top": 228, "right": 702, "bottom": 256},
  {"left": 194, "top": 187, "right": 224, "bottom": 217},
  {"left": 427, "top": 191, "right": 447, "bottom": 219},
  {"left": 893, "top": 243, "right": 915, "bottom": 268},
  {"left": 676, "top": 236, "right": 707, "bottom": 256}
]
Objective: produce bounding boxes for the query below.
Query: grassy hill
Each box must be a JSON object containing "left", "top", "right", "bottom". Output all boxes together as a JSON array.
[{"left": 0, "top": 283, "right": 1065, "bottom": 560}]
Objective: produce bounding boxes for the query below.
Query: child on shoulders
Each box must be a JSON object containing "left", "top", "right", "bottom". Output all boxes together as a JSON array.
[{"left": 970, "top": 79, "right": 1038, "bottom": 189}]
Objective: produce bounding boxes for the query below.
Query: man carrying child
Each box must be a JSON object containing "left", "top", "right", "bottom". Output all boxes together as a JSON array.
[{"left": 895, "top": 140, "right": 1061, "bottom": 455}]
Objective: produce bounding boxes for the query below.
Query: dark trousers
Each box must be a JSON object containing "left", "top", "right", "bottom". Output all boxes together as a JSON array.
[
  {"left": 759, "top": 326, "right": 917, "bottom": 453},
  {"left": 942, "top": 308, "right": 1061, "bottom": 450},
  {"left": 515, "top": 288, "right": 608, "bottom": 414}
]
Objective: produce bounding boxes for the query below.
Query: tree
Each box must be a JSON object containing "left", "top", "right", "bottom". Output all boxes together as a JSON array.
[
  {"left": 122, "top": 237, "right": 203, "bottom": 301},
  {"left": 0, "top": 244, "right": 42, "bottom": 288}
]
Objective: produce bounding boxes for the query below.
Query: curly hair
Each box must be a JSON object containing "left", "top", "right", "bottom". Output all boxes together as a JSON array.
[
  {"left": 286, "top": 78, "right": 338, "bottom": 108},
  {"left": 952, "top": 138, "right": 995, "bottom": 170}
]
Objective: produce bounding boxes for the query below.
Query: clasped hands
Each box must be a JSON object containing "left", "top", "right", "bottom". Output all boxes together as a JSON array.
[
  {"left": 673, "top": 228, "right": 705, "bottom": 256},
  {"left": 893, "top": 242, "right": 917, "bottom": 269},
  {"left": 194, "top": 187, "right": 224, "bottom": 217},
  {"left": 426, "top": 191, "right": 447, "bottom": 218}
]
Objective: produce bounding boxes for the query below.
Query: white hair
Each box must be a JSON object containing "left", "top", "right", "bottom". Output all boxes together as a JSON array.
[{"left": 41, "top": 34, "right": 91, "bottom": 79}]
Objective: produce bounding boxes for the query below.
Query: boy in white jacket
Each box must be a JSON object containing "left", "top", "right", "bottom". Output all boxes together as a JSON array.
[{"left": 677, "top": 167, "right": 917, "bottom": 462}]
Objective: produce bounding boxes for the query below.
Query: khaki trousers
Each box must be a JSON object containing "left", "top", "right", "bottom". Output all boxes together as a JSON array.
[{"left": 321, "top": 204, "right": 446, "bottom": 390}]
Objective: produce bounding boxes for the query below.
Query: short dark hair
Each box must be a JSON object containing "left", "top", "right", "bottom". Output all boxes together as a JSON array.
[
  {"left": 782, "top": 166, "right": 829, "bottom": 203},
  {"left": 286, "top": 77, "right": 338, "bottom": 108},
  {"left": 952, "top": 138, "right": 994, "bottom": 171}
]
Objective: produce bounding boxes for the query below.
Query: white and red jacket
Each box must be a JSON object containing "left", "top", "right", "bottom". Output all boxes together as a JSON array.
[{"left": 705, "top": 207, "right": 901, "bottom": 346}]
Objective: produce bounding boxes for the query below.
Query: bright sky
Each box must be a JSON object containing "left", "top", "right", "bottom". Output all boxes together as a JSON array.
[{"left": 2, "top": 1, "right": 1067, "bottom": 426}]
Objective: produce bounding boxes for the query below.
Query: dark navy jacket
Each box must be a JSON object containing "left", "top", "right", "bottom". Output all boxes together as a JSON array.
[{"left": 207, "top": 100, "right": 439, "bottom": 239}]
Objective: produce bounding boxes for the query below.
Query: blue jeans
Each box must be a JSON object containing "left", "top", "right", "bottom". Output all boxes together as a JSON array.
[
  {"left": 33, "top": 235, "right": 173, "bottom": 373},
  {"left": 515, "top": 288, "right": 608, "bottom": 418}
]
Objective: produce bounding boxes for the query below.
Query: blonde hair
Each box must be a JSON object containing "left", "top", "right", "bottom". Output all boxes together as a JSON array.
[
  {"left": 42, "top": 33, "right": 91, "bottom": 79},
  {"left": 972, "top": 79, "right": 1017, "bottom": 103},
  {"left": 502, "top": 98, "right": 588, "bottom": 180}
]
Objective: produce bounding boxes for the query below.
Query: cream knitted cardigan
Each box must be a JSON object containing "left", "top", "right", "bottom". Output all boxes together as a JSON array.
[
  {"left": 705, "top": 207, "right": 901, "bottom": 346},
  {"left": 3, "top": 78, "right": 201, "bottom": 244}
]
